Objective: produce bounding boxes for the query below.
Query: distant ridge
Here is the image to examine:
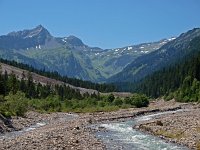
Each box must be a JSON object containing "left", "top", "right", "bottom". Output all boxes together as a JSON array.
[{"left": 107, "top": 28, "right": 200, "bottom": 83}]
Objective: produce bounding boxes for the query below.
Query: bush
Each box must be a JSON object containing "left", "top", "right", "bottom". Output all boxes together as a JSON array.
[
  {"left": 98, "top": 100, "right": 106, "bottom": 107},
  {"left": 65, "top": 100, "right": 73, "bottom": 108},
  {"left": 131, "top": 94, "right": 149, "bottom": 108},
  {"left": 113, "top": 97, "right": 123, "bottom": 106},
  {"left": 29, "top": 96, "right": 62, "bottom": 112},
  {"left": 4, "top": 92, "right": 28, "bottom": 116},
  {"left": 164, "top": 92, "right": 174, "bottom": 101},
  {"left": 107, "top": 93, "right": 115, "bottom": 103},
  {"left": 85, "top": 97, "right": 97, "bottom": 106},
  {"left": 124, "top": 97, "right": 132, "bottom": 105}
]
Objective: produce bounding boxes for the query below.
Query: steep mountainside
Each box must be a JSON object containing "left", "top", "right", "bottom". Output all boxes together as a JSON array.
[
  {"left": 0, "top": 25, "right": 168, "bottom": 82},
  {"left": 0, "top": 62, "right": 98, "bottom": 95},
  {"left": 0, "top": 58, "right": 116, "bottom": 92},
  {"left": 133, "top": 36, "right": 200, "bottom": 98},
  {"left": 87, "top": 39, "right": 170, "bottom": 78},
  {"left": 108, "top": 28, "right": 200, "bottom": 83}
]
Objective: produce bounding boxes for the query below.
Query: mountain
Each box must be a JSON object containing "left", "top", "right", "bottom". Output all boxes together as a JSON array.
[
  {"left": 0, "top": 25, "right": 168, "bottom": 82},
  {"left": 88, "top": 39, "right": 170, "bottom": 79},
  {"left": 0, "top": 25, "right": 103, "bottom": 81},
  {"left": 108, "top": 28, "right": 200, "bottom": 83},
  {"left": 133, "top": 36, "right": 200, "bottom": 99},
  {"left": 0, "top": 25, "right": 54, "bottom": 50}
]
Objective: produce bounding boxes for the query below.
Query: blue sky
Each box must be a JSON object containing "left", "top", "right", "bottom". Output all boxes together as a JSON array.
[{"left": 0, "top": 0, "right": 200, "bottom": 49}]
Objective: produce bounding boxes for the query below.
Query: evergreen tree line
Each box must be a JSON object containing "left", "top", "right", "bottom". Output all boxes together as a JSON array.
[
  {"left": 0, "top": 58, "right": 116, "bottom": 92},
  {"left": 133, "top": 36, "right": 200, "bottom": 101},
  {"left": 0, "top": 68, "right": 87, "bottom": 100}
]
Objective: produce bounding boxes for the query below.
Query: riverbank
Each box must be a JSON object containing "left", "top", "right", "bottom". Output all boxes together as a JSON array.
[
  {"left": 0, "top": 100, "right": 194, "bottom": 150},
  {"left": 136, "top": 103, "right": 200, "bottom": 150},
  {"left": 0, "top": 112, "right": 105, "bottom": 150}
]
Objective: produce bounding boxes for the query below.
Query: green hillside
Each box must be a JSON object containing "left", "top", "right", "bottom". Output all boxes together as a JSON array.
[{"left": 133, "top": 36, "right": 200, "bottom": 102}]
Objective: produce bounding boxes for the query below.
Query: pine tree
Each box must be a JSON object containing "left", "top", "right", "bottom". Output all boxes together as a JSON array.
[
  {"left": 26, "top": 72, "right": 36, "bottom": 98},
  {"left": 8, "top": 71, "right": 18, "bottom": 94},
  {"left": 20, "top": 71, "right": 26, "bottom": 93}
]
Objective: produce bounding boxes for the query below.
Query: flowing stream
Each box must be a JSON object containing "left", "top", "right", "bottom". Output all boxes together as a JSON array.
[
  {"left": 0, "top": 110, "right": 191, "bottom": 149},
  {"left": 94, "top": 110, "right": 190, "bottom": 150}
]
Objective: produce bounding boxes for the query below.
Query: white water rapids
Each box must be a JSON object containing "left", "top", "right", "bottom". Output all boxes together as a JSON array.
[{"left": 94, "top": 110, "right": 190, "bottom": 150}]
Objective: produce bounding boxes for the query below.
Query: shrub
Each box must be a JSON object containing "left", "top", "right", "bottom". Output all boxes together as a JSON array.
[
  {"left": 124, "top": 97, "right": 132, "bottom": 105},
  {"left": 113, "top": 97, "right": 123, "bottom": 106},
  {"left": 164, "top": 92, "right": 174, "bottom": 101},
  {"left": 30, "top": 96, "right": 62, "bottom": 112},
  {"left": 85, "top": 97, "right": 97, "bottom": 106},
  {"left": 107, "top": 93, "right": 115, "bottom": 103},
  {"left": 131, "top": 94, "right": 149, "bottom": 108},
  {"left": 4, "top": 91, "right": 28, "bottom": 116},
  {"left": 98, "top": 100, "right": 106, "bottom": 107}
]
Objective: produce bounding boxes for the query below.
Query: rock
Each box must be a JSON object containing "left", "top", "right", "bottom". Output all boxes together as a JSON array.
[
  {"left": 75, "top": 126, "right": 80, "bottom": 130},
  {"left": 74, "top": 140, "right": 79, "bottom": 143},
  {"left": 156, "top": 120, "right": 163, "bottom": 126},
  {"left": 88, "top": 118, "right": 92, "bottom": 124}
]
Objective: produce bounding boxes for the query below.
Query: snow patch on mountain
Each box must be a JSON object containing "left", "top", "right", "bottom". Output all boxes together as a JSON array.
[
  {"left": 128, "top": 47, "right": 132, "bottom": 50},
  {"left": 168, "top": 37, "right": 176, "bottom": 41}
]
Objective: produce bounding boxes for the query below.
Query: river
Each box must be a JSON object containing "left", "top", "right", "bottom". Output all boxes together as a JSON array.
[
  {"left": 94, "top": 110, "right": 190, "bottom": 150},
  {"left": 0, "top": 110, "right": 190, "bottom": 149}
]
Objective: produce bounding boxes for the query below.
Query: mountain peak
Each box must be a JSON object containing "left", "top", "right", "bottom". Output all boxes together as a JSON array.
[
  {"left": 7, "top": 25, "right": 51, "bottom": 39},
  {"left": 63, "top": 35, "right": 84, "bottom": 47},
  {"left": 35, "top": 24, "right": 45, "bottom": 29},
  {"left": 1, "top": 25, "right": 53, "bottom": 50},
  {"left": 26, "top": 25, "right": 51, "bottom": 38}
]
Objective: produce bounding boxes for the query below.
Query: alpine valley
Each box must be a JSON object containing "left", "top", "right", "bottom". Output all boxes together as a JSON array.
[
  {"left": 108, "top": 28, "right": 200, "bottom": 83},
  {"left": 0, "top": 25, "right": 177, "bottom": 82},
  {"left": 1, "top": 26, "right": 200, "bottom": 150}
]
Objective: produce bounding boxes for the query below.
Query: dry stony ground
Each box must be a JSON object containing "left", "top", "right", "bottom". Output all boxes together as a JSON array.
[
  {"left": 0, "top": 112, "right": 105, "bottom": 150},
  {"left": 136, "top": 103, "right": 200, "bottom": 150},
  {"left": 0, "top": 100, "right": 195, "bottom": 150}
]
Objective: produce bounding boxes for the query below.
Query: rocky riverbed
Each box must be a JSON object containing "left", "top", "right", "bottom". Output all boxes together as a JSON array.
[
  {"left": 0, "top": 100, "right": 196, "bottom": 150},
  {"left": 136, "top": 103, "right": 200, "bottom": 150},
  {"left": 0, "top": 112, "right": 105, "bottom": 150}
]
